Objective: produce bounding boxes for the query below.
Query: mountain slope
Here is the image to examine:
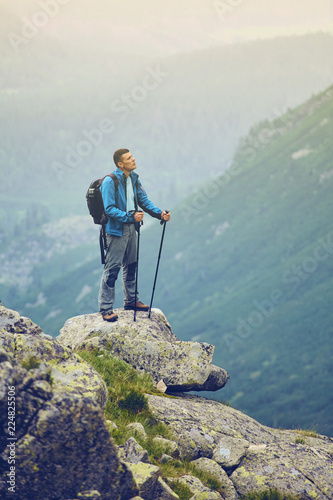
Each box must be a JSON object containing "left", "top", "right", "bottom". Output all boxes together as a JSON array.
[{"left": 136, "top": 84, "right": 333, "bottom": 436}]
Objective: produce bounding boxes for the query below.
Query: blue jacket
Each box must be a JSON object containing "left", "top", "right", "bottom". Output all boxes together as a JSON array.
[{"left": 100, "top": 168, "right": 162, "bottom": 236}]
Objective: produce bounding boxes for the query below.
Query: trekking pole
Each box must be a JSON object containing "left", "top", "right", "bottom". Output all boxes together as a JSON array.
[
  {"left": 134, "top": 212, "right": 143, "bottom": 322},
  {"left": 148, "top": 211, "right": 169, "bottom": 319}
]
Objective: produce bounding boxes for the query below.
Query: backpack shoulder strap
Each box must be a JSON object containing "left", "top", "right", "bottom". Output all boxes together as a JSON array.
[
  {"left": 108, "top": 173, "right": 118, "bottom": 191},
  {"left": 100, "top": 173, "right": 119, "bottom": 191}
]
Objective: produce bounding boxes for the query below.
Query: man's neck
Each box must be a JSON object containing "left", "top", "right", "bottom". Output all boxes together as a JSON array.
[{"left": 119, "top": 167, "right": 130, "bottom": 178}]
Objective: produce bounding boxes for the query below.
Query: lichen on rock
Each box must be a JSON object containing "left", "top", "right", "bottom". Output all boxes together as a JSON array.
[
  {"left": 57, "top": 308, "right": 229, "bottom": 392},
  {"left": 1, "top": 303, "right": 332, "bottom": 500},
  {"left": 0, "top": 342, "right": 138, "bottom": 499},
  {"left": 147, "top": 393, "right": 333, "bottom": 499},
  {"left": 0, "top": 304, "right": 108, "bottom": 408}
]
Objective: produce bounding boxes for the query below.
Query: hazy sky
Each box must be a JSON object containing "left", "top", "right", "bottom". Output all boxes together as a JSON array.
[{"left": 2, "top": 0, "right": 333, "bottom": 55}]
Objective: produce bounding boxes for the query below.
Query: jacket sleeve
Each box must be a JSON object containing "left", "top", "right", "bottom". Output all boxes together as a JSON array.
[
  {"left": 136, "top": 179, "right": 162, "bottom": 219},
  {"left": 100, "top": 177, "right": 135, "bottom": 223}
]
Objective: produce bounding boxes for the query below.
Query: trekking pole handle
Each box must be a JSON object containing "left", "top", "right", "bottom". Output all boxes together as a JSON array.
[
  {"left": 132, "top": 210, "right": 144, "bottom": 226},
  {"left": 160, "top": 210, "right": 169, "bottom": 225}
]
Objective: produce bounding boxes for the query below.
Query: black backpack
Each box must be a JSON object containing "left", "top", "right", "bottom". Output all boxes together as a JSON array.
[{"left": 86, "top": 173, "right": 118, "bottom": 264}]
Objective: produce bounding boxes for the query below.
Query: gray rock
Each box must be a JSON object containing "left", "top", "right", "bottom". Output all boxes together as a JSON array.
[
  {"left": 0, "top": 354, "right": 138, "bottom": 500},
  {"left": 155, "top": 477, "right": 180, "bottom": 499},
  {"left": 0, "top": 347, "right": 13, "bottom": 363},
  {"left": 152, "top": 436, "right": 179, "bottom": 457},
  {"left": 57, "top": 309, "right": 229, "bottom": 392},
  {"left": 212, "top": 435, "right": 250, "bottom": 468},
  {"left": 0, "top": 305, "right": 42, "bottom": 336},
  {"left": 201, "top": 364, "right": 231, "bottom": 391},
  {"left": 0, "top": 305, "right": 108, "bottom": 409},
  {"left": 161, "top": 454, "right": 175, "bottom": 464},
  {"left": 191, "top": 458, "right": 238, "bottom": 500},
  {"left": 0, "top": 331, "right": 15, "bottom": 355},
  {"left": 119, "top": 437, "right": 151, "bottom": 464},
  {"left": 147, "top": 393, "right": 283, "bottom": 458},
  {"left": 231, "top": 442, "right": 333, "bottom": 499},
  {"left": 106, "top": 419, "right": 118, "bottom": 431},
  {"left": 57, "top": 308, "right": 176, "bottom": 349},
  {"left": 147, "top": 393, "right": 333, "bottom": 498},
  {"left": 126, "top": 462, "right": 160, "bottom": 499},
  {"left": 126, "top": 422, "right": 148, "bottom": 441},
  {"left": 41, "top": 333, "right": 55, "bottom": 341},
  {"left": 3, "top": 304, "right": 332, "bottom": 499}
]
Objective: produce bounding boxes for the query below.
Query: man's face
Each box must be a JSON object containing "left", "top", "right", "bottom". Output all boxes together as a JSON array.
[{"left": 118, "top": 152, "right": 137, "bottom": 173}]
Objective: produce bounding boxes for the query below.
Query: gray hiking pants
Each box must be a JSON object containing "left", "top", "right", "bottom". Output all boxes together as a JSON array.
[{"left": 98, "top": 224, "right": 139, "bottom": 314}]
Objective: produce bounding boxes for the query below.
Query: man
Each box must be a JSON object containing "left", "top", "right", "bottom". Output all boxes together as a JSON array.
[{"left": 98, "top": 148, "right": 171, "bottom": 322}]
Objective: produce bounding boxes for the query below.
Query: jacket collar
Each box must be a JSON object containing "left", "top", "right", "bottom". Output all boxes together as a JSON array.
[{"left": 114, "top": 167, "right": 138, "bottom": 183}]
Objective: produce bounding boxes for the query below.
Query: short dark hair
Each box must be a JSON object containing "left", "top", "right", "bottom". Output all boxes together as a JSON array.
[{"left": 113, "top": 148, "right": 129, "bottom": 167}]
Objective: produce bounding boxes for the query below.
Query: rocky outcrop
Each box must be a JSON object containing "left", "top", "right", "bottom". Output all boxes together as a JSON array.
[
  {"left": 0, "top": 305, "right": 108, "bottom": 407},
  {"left": 1, "top": 303, "right": 333, "bottom": 500},
  {"left": 148, "top": 393, "right": 333, "bottom": 499},
  {"left": 57, "top": 308, "right": 229, "bottom": 392},
  {"left": 0, "top": 349, "right": 138, "bottom": 500},
  {"left": 0, "top": 305, "right": 138, "bottom": 500}
]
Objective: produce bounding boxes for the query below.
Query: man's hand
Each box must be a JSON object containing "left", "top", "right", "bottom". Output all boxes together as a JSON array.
[
  {"left": 161, "top": 210, "right": 171, "bottom": 221},
  {"left": 134, "top": 211, "right": 144, "bottom": 222}
]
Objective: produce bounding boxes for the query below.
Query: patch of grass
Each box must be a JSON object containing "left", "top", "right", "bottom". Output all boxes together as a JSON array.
[
  {"left": 78, "top": 349, "right": 172, "bottom": 443},
  {"left": 118, "top": 390, "right": 149, "bottom": 414},
  {"left": 21, "top": 356, "right": 40, "bottom": 370},
  {"left": 78, "top": 349, "right": 228, "bottom": 497},
  {"left": 159, "top": 460, "right": 226, "bottom": 496},
  {"left": 293, "top": 427, "right": 319, "bottom": 439},
  {"left": 241, "top": 488, "right": 300, "bottom": 500},
  {"left": 165, "top": 479, "right": 192, "bottom": 500},
  {"left": 219, "top": 400, "right": 232, "bottom": 407},
  {"left": 295, "top": 437, "right": 306, "bottom": 444}
]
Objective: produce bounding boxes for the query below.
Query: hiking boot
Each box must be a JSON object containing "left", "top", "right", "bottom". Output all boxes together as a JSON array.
[
  {"left": 124, "top": 301, "right": 149, "bottom": 311},
  {"left": 102, "top": 312, "right": 118, "bottom": 322}
]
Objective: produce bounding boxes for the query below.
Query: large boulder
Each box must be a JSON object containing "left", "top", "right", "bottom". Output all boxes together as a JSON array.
[
  {"left": 231, "top": 442, "right": 333, "bottom": 499},
  {"left": 0, "top": 304, "right": 108, "bottom": 407},
  {"left": 0, "top": 349, "right": 138, "bottom": 500},
  {"left": 126, "top": 463, "right": 178, "bottom": 500},
  {"left": 147, "top": 393, "right": 333, "bottom": 499},
  {"left": 57, "top": 308, "right": 229, "bottom": 392}
]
